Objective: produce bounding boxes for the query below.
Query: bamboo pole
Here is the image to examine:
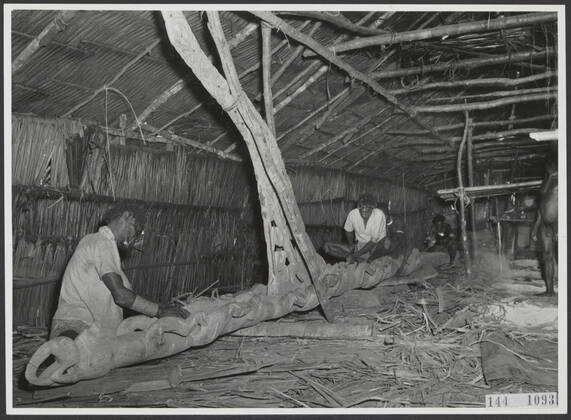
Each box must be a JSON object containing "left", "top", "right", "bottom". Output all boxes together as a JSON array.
[
  {"left": 261, "top": 23, "right": 276, "bottom": 136},
  {"left": 62, "top": 39, "right": 161, "bottom": 117},
  {"left": 389, "top": 71, "right": 557, "bottom": 95},
  {"left": 304, "top": 12, "right": 556, "bottom": 56},
  {"left": 274, "top": 11, "right": 388, "bottom": 36},
  {"left": 249, "top": 11, "right": 453, "bottom": 148},
  {"left": 370, "top": 49, "right": 554, "bottom": 81},
  {"left": 387, "top": 114, "right": 555, "bottom": 136},
  {"left": 414, "top": 92, "right": 557, "bottom": 113},
  {"left": 458, "top": 113, "right": 472, "bottom": 275},
  {"left": 12, "top": 10, "right": 77, "bottom": 74},
  {"left": 133, "top": 22, "right": 259, "bottom": 130}
]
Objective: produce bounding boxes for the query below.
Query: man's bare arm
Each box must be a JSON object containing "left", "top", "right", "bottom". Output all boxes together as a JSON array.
[{"left": 101, "top": 273, "right": 189, "bottom": 318}]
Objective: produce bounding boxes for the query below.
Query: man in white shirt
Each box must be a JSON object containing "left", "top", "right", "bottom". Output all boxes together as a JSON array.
[
  {"left": 323, "top": 193, "right": 388, "bottom": 263},
  {"left": 50, "top": 203, "right": 189, "bottom": 339}
]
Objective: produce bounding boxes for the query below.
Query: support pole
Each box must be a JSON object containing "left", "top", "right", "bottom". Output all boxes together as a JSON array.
[
  {"left": 466, "top": 118, "right": 477, "bottom": 259},
  {"left": 495, "top": 197, "right": 503, "bottom": 273},
  {"left": 457, "top": 112, "right": 472, "bottom": 275}
]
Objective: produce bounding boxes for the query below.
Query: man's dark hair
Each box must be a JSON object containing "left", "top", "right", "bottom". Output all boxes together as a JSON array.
[
  {"left": 101, "top": 202, "right": 146, "bottom": 230},
  {"left": 432, "top": 214, "right": 446, "bottom": 224},
  {"left": 357, "top": 193, "right": 376, "bottom": 207}
]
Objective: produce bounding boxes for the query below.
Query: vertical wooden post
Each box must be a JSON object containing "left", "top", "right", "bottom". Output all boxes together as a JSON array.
[
  {"left": 261, "top": 22, "right": 276, "bottom": 136},
  {"left": 466, "top": 120, "right": 477, "bottom": 258},
  {"left": 457, "top": 112, "right": 472, "bottom": 275},
  {"left": 494, "top": 197, "right": 503, "bottom": 273}
]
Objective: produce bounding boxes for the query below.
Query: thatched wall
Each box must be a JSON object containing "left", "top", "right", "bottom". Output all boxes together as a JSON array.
[{"left": 11, "top": 114, "right": 431, "bottom": 327}]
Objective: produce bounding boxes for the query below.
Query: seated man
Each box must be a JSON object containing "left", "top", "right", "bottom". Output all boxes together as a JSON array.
[
  {"left": 323, "top": 193, "right": 387, "bottom": 263},
  {"left": 425, "top": 214, "right": 457, "bottom": 265},
  {"left": 50, "top": 203, "right": 189, "bottom": 340}
]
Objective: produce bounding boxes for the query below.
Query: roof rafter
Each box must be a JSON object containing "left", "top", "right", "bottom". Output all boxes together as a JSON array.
[
  {"left": 250, "top": 11, "right": 454, "bottom": 149},
  {"left": 13, "top": 10, "right": 77, "bottom": 74},
  {"left": 304, "top": 12, "right": 556, "bottom": 56}
]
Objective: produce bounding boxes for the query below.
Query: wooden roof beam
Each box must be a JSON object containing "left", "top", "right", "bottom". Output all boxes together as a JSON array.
[
  {"left": 250, "top": 11, "right": 453, "bottom": 149},
  {"left": 425, "top": 86, "right": 556, "bottom": 104},
  {"left": 390, "top": 128, "right": 554, "bottom": 149},
  {"left": 274, "top": 11, "right": 388, "bottom": 36},
  {"left": 304, "top": 12, "right": 556, "bottom": 56},
  {"left": 370, "top": 49, "right": 555, "bottom": 81},
  {"left": 414, "top": 91, "right": 557, "bottom": 113},
  {"left": 12, "top": 10, "right": 77, "bottom": 74},
  {"left": 387, "top": 114, "right": 555, "bottom": 136},
  {"left": 390, "top": 71, "right": 556, "bottom": 95}
]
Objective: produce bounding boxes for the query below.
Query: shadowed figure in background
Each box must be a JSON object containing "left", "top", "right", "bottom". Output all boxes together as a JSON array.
[
  {"left": 531, "top": 160, "right": 558, "bottom": 295},
  {"left": 425, "top": 214, "right": 457, "bottom": 266},
  {"left": 323, "top": 193, "right": 387, "bottom": 263}
]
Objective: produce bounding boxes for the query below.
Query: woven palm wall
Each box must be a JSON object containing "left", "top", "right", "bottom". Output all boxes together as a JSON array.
[{"left": 11, "top": 114, "right": 432, "bottom": 327}]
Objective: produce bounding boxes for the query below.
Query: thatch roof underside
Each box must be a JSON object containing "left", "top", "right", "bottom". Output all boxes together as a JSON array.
[{"left": 11, "top": 9, "right": 558, "bottom": 191}]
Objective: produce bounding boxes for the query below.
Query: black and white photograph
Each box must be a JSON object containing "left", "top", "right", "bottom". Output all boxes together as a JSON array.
[{"left": 4, "top": 3, "right": 566, "bottom": 415}]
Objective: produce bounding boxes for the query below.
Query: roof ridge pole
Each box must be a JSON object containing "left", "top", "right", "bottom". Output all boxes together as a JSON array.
[
  {"left": 304, "top": 12, "right": 557, "bottom": 57},
  {"left": 249, "top": 11, "right": 454, "bottom": 148},
  {"left": 12, "top": 10, "right": 77, "bottom": 74}
]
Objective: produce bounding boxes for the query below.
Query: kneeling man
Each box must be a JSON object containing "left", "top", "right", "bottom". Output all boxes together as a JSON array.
[{"left": 323, "top": 193, "right": 387, "bottom": 263}]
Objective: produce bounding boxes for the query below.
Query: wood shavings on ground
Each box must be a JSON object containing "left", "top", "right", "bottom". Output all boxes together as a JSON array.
[{"left": 12, "top": 251, "right": 558, "bottom": 409}]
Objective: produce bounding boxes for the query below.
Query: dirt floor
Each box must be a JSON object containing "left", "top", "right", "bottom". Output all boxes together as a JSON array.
[{"left": 12, "top": 243, "right": 559, "bottom": 409}]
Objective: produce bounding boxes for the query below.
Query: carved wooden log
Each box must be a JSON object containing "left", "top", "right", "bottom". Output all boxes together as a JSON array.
[{"left": 25, "top": 257, "right": 407, "bottom": 386}]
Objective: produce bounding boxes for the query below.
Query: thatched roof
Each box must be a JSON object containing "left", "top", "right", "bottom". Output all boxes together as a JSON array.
[{"left": 11, "top": 8, "right": 558, "bottom": 191}]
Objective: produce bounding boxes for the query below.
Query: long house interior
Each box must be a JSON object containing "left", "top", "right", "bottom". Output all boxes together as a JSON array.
[{"left": 7, "top": 6, "right": 564, "bottom": 412}]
